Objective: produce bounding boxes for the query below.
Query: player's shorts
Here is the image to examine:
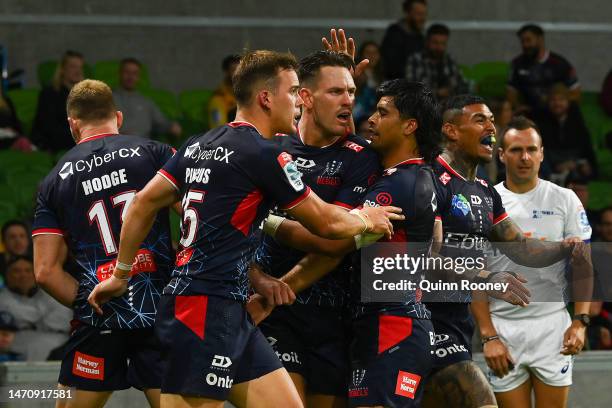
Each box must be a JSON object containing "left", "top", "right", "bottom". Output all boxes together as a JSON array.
[
  {"left": 258, "top": 303, "right": 349, "bottom": 396},
  {"left": 348, "top": 312, "right": 435, "bottom": 408},
  {"left": 430, "top": 311, "right": 474, "bottom": 373},
  {"left": 59, "top": 322, "right": 164, "bottom": 391},
  {"left": 488, "top": 309, "right": 573, "bottom": 392},
  {"left": 155, "top": 294, "right": 282, "bottom": 400}
]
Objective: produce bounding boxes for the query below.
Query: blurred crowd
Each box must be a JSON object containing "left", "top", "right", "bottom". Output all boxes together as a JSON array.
[{"left": 0, "top": 0, "right": 611, "bottom": 360}]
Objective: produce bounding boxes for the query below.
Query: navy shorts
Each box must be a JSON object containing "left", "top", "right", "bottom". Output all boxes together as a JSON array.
[
  {"left": 155, "top": 294, "right": 282, "bottom": 400},
  {"left": 258, "top": 303, "right": 349, "bottom": 396},
  {"left": 59, "top": 322, "right": 163, "bottom": 391},
  {"left": 430, "top": 312, "right": 474, "bottom": 374},
  {"left": 348, "top": 312, "right": 435, "bottom": 408}
]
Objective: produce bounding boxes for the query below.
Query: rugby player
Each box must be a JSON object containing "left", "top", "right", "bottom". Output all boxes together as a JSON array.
[
  {"left": 471, "top": 116, "right": 592, "bottom": 408},
  {"left": 88, "top": 50, "right": 401, "bottom": 408},
  {"left": 251, "top": 49, "right": 380, "bottom": 408},
  {"left": 421, "top": 95, "right": 586, "bottom": 408},
  {"left": 32, "top": 79, "right": 176, "bottom": 408}
]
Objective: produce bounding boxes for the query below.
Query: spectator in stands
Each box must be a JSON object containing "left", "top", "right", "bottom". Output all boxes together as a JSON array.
[
  {"left": 380, "top": 0, "right": 427, "bottom": 79},
  {"left": 0, "top": 89, "right": 24, "bottom": 150},
  {"left": 0, "top": 220, "right": 30, "bottom": 282},
  {"left": 565, "top": 174, "right": 599, "bottom": 230},
  {"left": 208, "top": 54, "right": 241, "bottom": 129},
  {"left": 113, "top": 57, "right": 181, "bottom": 139},
  {"left": 590, "top": 207, "right": 612, "bottom": 349},
  {"left": 31, "top": 50, "right": 84, "bottom": 153},
  {"left": 0, "top": 310, "right": 23, "bottom": 361},
  {"left": 533, "top": 83, "right": 598, "bottom": 181},
  {"left": 507, "top": 24, "right": 581, "bottom": 113},
  {"left": 353, "top": 41, "right": 384, "bottom": 124},
  {"left": 0, "top": 255, "right": 71, "bottom": 361},
  {"left": 600, "top": 69, "right": 612, "bottom": 116},
  {"left": 405, "top": 23, "right": 469, "bottom": 102}
]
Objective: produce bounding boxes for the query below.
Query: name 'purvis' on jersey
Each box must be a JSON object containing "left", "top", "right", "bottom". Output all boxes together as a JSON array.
[{"left": 158, "top": 122, "right": 311, "bottom": 301}]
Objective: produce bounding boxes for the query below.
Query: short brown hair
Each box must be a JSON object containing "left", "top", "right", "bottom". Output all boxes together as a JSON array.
[
  {"left": 67, "top": 79, "right": 116, "bottom": 123},
  {"left": 499, "top": 115, "right": 542, "bottom": 149},
  {"left": 233, "top": 50, "right": 298, "bottom": 106}
]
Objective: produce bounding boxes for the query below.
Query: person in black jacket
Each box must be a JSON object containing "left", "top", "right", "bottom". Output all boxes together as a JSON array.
[
  {"left": 0, "top": 90, "right": 23, "bottom": 149},
  {"left": 31, "top": 50, "right": 84, "bottom": 153},
  {"left": 532, "top": 83, "right": 598, "bottom": 179},
  {"left": 380, "top": 0, "right": 427, "bottom": 80}
]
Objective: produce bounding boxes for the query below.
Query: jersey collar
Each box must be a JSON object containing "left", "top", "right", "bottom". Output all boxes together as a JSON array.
[
  {"left": 228, "top": 121, "right": 261, "bottom": 135},
  {"left": 296, "top": 126, "right": 347, "bottom": 149},
  {"left": 77, "top": 133, "right": 118, "bottom": 144},
  {"left": 385, "top": 157, "right": 425, "bottom": 171},
  {"left": 436, "top": 155, "right": 467, "bottom": 181}
]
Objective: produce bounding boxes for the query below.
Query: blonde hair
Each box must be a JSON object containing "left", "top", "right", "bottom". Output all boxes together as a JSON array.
[
  {"left": 67, "top": 79, "right": 116, "bottom": 123},
  {"left": 52, "top": 50, "right": 84, "bottom": 90}
]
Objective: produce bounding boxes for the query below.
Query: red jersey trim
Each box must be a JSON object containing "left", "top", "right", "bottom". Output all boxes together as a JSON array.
[
  {"left": 436, "top": 156, "right": 466, "bottom": 181},
  {"left": 32, "top": 228, "right": 65, "bottom": 237},
  {"left": 493, "top": 212, "right": 509, "bottom": 226},
  {"left": 333, "top": 201, "right": 354, "bottom": 210},
  {"left": 77, "top": 133, "right": 117, "bottom": 144},
  {"left": 280, "top": 187, "right": 312, "bottom": 210},
  {"left": 157, "top": 169, "right": 179, "bottom": 191}
]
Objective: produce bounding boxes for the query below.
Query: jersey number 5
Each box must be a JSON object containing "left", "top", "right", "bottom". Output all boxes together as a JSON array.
[{"left": 180, "top": 190, "right": 205, "bottom": 247}]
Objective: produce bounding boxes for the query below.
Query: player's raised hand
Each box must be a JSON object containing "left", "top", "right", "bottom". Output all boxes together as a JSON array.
[
  {"left": 87, "top": 274, "right": 129, "bottom": 315},
  {"left": 358, "top": 205, "right": 404, "bottom": 240},
  {"left": 246, "top": 294, "right": 275, "bottom": 325},
  {"left": 322, "top": 28, "right": 369, "bottom": 78},
  {"left": 486, "top": 271, "right": 531, "bottom": 307},
  {"left": 483, "top": 337, "right": 515, "bottom": 378},
  {"left": 249, "top": 263, "right": 296, "bottom": 306}
]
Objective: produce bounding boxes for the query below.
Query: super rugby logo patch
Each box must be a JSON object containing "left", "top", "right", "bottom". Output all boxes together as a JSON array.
[{"left": 277, "top": 152, "right": 304, "bottom": 192}]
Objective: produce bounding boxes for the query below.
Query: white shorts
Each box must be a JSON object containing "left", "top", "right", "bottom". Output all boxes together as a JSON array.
[{"left": 487, "top": 309, "right": 573, "bottom": 393}]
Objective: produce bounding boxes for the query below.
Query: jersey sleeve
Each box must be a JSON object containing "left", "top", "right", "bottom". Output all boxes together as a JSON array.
[
  {"left": 32, "top": 176, "right": 64, "bottom": 237},
  {"left": 333, "top": 148, "right": 380, "bottom": 210},
  {"left": 256, "top": 143, "right": 311, "bottom": 210},
  {"left": 561, "top": 58, "right": 580, "bottom": 89},
  {"left": 158, "top": 136, "right": 197, "bottom": 192},
  {"left": 491, "top": 186, "right": 509, "bottom": 225},
  {"left": 564, "top": 190, "right": 592, "bottom": 241}
]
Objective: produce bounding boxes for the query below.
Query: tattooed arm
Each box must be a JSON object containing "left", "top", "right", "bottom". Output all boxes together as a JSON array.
[{"left": 489, "top": 217, "right": 573, "bottom": 267}]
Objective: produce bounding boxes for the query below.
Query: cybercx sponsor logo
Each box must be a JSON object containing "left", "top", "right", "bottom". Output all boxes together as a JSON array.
[
  {"left": 184, "top": 142, "right": 234, "bottom": 164},
  {"left": 58, "top": 147, "right": 141, "bottom": 180},
  {"left": 205, "top": 354, "right": 233, "bottom": 389}
]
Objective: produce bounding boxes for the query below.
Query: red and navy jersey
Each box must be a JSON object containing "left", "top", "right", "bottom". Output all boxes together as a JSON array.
[
  {"left": 351, "top": 159, "right": 438, "bottom": 319},
  {"left": 32, "top": 134, "right": 175, "bottom": 329},
  {"left": 255, "top": 132, "right": 380, "bottom": 307},
  {"left": 428, "top": 155, "right": 508, "bottom": 316},
  {"left": 158, "top": 122, "right": 311, "bottom": 301}
]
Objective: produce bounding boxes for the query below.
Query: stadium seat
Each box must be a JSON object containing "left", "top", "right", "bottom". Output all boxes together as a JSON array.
[
  {"left": 596, "top": 149, "right": 612, "bottom": 180},
  {"left": 0, "top": 150, "right": 53, "bottom": 173},
  {"left": 179, "top": 89, "right": 214, "bottom": 134},
  {"left": 581, "top": 102, "right": 611, "bottom": 149},
  {"left": 37, "top": 60, "right": 94, "bottom": 88},
  {"left": 93, "top": 60, "right": 151, "bottom": 90},
  {"left": 471, "top": 61, "right": 510, "bottom": 98},
  {"left": 588, "top": 181, "right": 612, "bottom": 209},
  {"left": 6, "top": 88, "right": 39, "bottom": 136},
  {"left": 140, "top": 88, "right": 181, "bottom": 121}
]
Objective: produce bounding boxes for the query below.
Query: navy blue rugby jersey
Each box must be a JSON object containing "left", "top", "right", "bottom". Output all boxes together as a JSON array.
[
  {"left": 351, "top": 158, "right": 438, "bottom": 319},
  {"left": 158, "top": 121, "right": 311, "bottom": 301},
  {"left": 255, "top": 132, "right": 380, "bottom": 308},
  {"left": 426, "top": 155, "right": 508, "bottom": 317},
  {"left": 33, "top": 133, "right": 175, "bottom": 329}
]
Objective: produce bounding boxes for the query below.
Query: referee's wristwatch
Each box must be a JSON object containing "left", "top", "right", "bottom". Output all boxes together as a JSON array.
[{"left": 573, "top": 314, "right": 590, "bottom": 327}]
